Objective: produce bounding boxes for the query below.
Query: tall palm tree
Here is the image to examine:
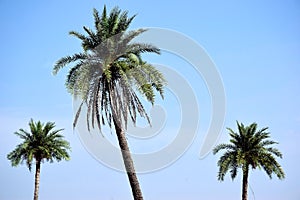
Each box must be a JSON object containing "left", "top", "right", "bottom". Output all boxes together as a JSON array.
[
  {"left": 213, "top": 121, "right": 285, "bottom": 200},
  {"left": 53, "top": 6, "right": 165, "bottom": 200},
  {"left": 7, "top": 119, "right": 71, "bottom": 200}
]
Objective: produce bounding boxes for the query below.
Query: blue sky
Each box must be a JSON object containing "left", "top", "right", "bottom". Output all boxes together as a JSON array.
[{"left": 1, "top": 0, "right": 300, "bottom": 199}]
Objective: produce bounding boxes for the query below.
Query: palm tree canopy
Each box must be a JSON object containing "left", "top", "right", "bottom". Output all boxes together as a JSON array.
[
  {"left": 53, "top": 5, "right": 166, "bottom": 131},
  {"left": 213, "top": 121, "right": 285, "bottom": 181},
  {"left": 7, "top": 119, "right": 71, "bottom": 171}
]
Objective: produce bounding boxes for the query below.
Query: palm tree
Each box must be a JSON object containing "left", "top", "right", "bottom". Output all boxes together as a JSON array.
[
  {"left": 213, "top": 121, "right": 285, "bottom": 200},
  {"left": 7, "top": 119, "right": 71, "bottom": 200},
  {"left": 53, "top": 6, "right": 165, "bottom": 200}
]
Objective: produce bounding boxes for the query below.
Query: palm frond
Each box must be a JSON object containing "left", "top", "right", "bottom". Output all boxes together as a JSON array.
[
  {"left": 53, "top": 53, "right": 87, "bottom": 75},
  {"left": 213, "top": 143, "right": 236, "bottom": 154},
  {"left": 69, "top": 31, "right": 89, "bottom": 42}
]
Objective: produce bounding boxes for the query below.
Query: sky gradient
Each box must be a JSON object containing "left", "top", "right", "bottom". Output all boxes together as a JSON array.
[{"left": 1, "top": 1, "right": 300, "bottom": 199}]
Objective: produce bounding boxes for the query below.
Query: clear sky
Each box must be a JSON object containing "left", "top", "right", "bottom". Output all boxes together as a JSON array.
[{"left": 1, "top": 0, "right": 300, "bottom": 200}]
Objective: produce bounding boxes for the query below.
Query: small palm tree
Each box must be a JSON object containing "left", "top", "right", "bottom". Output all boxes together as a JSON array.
[
  {"left": 7, "top": 119, "right": 71, "bottom": 200},
  {"left": 53, "top": 6, "right": 165, "bottom": 200},
  {"left": 213, "top": 121, "right": 285, "bottom": 200}
]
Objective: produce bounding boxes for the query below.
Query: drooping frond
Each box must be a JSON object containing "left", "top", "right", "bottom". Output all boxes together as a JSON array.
[
  {"left": 258, "top": 152, "right": 285, "bottom": 179},
  {"left": 216, "top": 150, "right": 238, "bottom": 181},
  {"left": 213, "top": 143, "right": 236, "bottom": 154}
]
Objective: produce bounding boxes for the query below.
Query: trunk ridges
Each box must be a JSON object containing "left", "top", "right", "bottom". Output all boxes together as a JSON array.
[
  {"left": 34, "top": 160, "right": 41, "bottom": 200},
  {"left": 242, "top": 165, "right": 249, "bottom": 200},
  {"left": 113, "top": 118, "right": 144, "bottom": 200}
]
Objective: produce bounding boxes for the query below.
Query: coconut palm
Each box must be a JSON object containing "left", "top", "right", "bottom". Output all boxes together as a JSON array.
[
  {"left": 213, "top": 121, "right": 285, "bottom": 200},
  {"left": 7, "top": 119, "right": 71, "bottom": 200},
  {"left": 53, "top": 6, "right": 165, "bottom": 200}
]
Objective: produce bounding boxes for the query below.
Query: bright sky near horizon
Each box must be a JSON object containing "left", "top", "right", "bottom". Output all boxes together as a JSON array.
[{"left": 1, "top": 1, "right": 300, "bottom": 200}]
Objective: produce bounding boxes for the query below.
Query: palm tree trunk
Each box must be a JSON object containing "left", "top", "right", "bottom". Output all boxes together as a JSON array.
[
  {"left": 33, "top": 160, "right": 41, "bottom": 200},
  {"left": 242, "top": 165, "right": 249, "bottom": 200},
  {"left": 113, "top": 118, "right": 144, "bottom": 200}
]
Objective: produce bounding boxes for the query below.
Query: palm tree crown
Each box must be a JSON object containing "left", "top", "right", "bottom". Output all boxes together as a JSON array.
[
  {"left": 7, "top": 119, "right": 71, "bottom": 170},
  {"left": 53, "top": 6, "right": 166, "bottom": 131},
  {"left": 213, "top": 121, "right": 285, "bottom": 181}
]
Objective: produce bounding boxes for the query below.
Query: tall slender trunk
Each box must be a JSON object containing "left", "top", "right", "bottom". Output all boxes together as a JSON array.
[
  {"left": 113, "top": 118, "right": 144, "bottom": 200},
  {"left": 242, "top": 165, "right": 249, "bottom": 200},
  {"left": 33, "top": 160, "right": 41, "bottom": 200}
]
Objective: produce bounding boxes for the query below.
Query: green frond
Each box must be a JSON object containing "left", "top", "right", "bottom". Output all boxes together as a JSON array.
[
  {"left": 53, "top": 53, "right": 87, "bottom": 75},
  {"left": 93, "top": 8, "right": 101, "bottom": 32},
  {"left": 107, "top": 6, "right": 121, "bottom": 35},
  {"left": 69, "top": 31, "right": 89, "bottom": 42},
  {"left": 266, "top": 147, "right": 283, "bottom": 158},
  {"left": 230, "top": 162, "right": 238, "bottom": 180},
  {"left": 213, "top": 143, "right": 236, "bottom": 154},
  {"left": 102, "top": 5, "right": 107, "bottom": 21},
  {"left": 121, "top": 29, "right": 147, "bottom": 45},
  {"left": 216, "top": 151, "right": 237, "bottom": 181},
  {"left": 127, "top": 43, "right": 161, "bottom": 55},
  {"left": 14, "top": 130, "right": 30, "bottom": 140},
  {"left": 83, "top": 26, "right": 98, "bottom": 43},
  {"left": 261, "top": 139, "right": 277, "bottom": 147},
  {"left": 237, "top": 121, "right": 245, "bottom": 136}
]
